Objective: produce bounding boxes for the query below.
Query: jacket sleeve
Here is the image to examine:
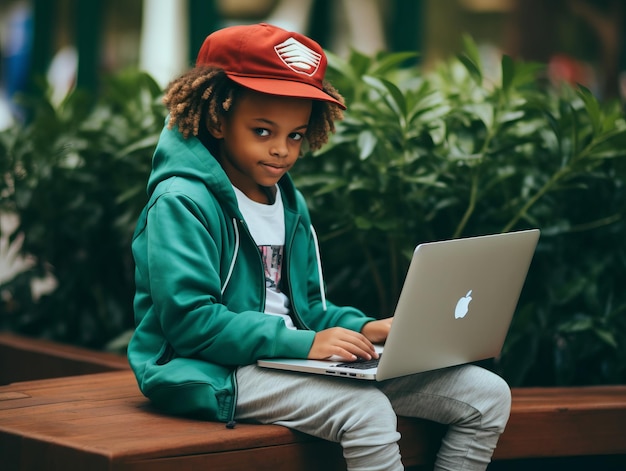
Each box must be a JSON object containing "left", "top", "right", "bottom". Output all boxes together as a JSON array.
[{"left": 140, "top": 189, "right": 315, "bottom": 366}]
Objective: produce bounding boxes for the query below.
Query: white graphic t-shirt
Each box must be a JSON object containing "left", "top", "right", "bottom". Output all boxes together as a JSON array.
[{"left": 233, "top": 185, "right": 296, "bottom": 330}]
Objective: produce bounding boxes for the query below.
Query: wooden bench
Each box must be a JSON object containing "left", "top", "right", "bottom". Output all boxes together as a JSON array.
[
  {"left": 1, "top": 334, "right": 625, "bottom": 470},
  {"left": 0, "top": 333, "right": 130, "bottom": 385}
]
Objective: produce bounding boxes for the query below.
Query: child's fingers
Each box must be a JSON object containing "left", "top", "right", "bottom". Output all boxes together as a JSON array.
[{"left": 309, "top": 328, "right": 378, "bottom": 361}]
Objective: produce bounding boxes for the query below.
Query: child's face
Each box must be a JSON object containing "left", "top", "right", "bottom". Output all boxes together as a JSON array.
[{"left": 209, "top": 89, "right": 312, "bottom": 203}]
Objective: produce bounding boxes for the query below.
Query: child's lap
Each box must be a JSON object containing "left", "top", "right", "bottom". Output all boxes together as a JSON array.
[
  {"left": 234, "top": 363, "right": 507, "bottom": 426},
  {"left": 234, "top": 364, "right": 400, "bottom": 442}
]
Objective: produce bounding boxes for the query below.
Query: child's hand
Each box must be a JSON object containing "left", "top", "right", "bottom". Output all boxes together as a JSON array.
[
  {"left": 308, "top": 327, "right": 378, "bottom": 361},
  {"left": 360, "top": 317, "right": 393, "bottom": 344}
]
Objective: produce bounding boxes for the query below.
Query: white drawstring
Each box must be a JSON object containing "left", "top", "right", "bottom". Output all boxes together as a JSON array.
[
  {"left": 221, "top": 218, "right": 239, "bottom": 295},
  {"left": 310, "top": 224, "right": 327, "bottom": 311}
]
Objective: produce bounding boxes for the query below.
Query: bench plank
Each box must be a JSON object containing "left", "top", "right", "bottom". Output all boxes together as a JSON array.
[
  {"left": 495, "top": 386, "right": 626, "bottom": 459},
  {"left": 0, "top": 333, "right": 129, "bottom": 385}
]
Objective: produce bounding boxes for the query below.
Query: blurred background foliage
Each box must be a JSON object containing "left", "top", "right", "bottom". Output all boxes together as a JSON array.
[
  {"left": 298, "top": 41, "right": 626, "bottom": 387},
  {"left": 0, "top": 70, "right": 164, "bottom": 349},
  {"left": 1, "top": 40, "right": 625, "bottom": 387}
]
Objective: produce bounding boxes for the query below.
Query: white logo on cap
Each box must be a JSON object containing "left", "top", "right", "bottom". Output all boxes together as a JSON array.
[{"left": 274, "top": 37, "right": 321, "bottom": 77}]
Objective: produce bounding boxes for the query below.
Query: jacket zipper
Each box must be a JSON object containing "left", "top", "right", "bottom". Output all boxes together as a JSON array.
[
  {"left": 226, "top": 372, "right": 238, "bottom": 428},
  {"left": 224, "top": 218, "right": 262, "bottom": 428}
]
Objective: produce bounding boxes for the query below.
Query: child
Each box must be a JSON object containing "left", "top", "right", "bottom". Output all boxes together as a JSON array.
[{"left": 128, "top": 23, "right": 511, "bottom": 470}]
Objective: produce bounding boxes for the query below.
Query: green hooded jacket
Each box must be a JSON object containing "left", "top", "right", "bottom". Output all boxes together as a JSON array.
[{"left": 128, "top": 123, "right": 375, "bottom": 423}]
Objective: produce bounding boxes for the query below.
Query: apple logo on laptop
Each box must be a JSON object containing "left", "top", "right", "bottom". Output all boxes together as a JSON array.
[{"left": 454, "top": 290, "right": 473, "bottom": 319}]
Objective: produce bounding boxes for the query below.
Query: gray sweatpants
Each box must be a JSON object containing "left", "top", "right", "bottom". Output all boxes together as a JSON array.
[{"left": 235, "top": 363, "right": 511, "bottom": 471}]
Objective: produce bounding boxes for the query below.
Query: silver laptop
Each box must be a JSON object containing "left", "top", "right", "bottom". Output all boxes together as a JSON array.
[{"left": 258, "top": 229, "right": 540, "bottom": 381}]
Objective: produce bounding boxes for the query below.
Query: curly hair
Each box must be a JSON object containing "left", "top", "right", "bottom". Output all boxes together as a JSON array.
[{"left": 162, "top": 66, "right": 344, "bottom": 153}]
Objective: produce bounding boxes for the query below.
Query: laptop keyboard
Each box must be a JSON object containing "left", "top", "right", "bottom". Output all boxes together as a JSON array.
[{"left": 337, "top": 355, "right": 381, "bottom": 369}]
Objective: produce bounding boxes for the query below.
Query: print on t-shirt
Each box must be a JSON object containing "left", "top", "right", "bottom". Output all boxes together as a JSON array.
[{"left": 260, "top": 245, "right": 283, "bottom": 291}]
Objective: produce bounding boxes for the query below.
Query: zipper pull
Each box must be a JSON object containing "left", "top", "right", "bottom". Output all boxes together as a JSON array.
[{"left": 226, "top": 420, "right": 237, "bottom": 429}]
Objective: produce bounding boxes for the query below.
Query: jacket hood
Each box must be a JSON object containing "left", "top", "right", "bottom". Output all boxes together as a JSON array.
[{"left": 147, "top": 122, "right": 239, "bottom": 214}]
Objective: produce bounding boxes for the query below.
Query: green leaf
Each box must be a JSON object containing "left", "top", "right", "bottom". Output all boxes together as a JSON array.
[
  {"left": 511, "top": 61, "right": 545, "bottom": 88},
  {"left": 347, "top": 49, "right": 374, "bottom": 76},
  {"left": 370, "top": 52, "right": 420, "bottom": 75},
  {"left": 461, "top": 34, "right": 481, "bottom": 70},
  {"left": 313, "top": 180, "right": 347, "bottom": 196},
  {"left": 558, "top": 317, "right": 593, "bottom": 333},
  {"left": 118, "top": 135, "right": 160, "bottom": 157},
  {"left": 593, "top": 328, "right": 618, "bottom": 349},
  {"left": 463, "top": 103, "right": 494, "bottom": 129},
  {"left": 501, "top": 54, "right": 515, "bottom": 92},
  {"left": 354, "top": 215, "right": 373, "bottom": 229},
  {"left": 325, "top": 50, "right": 356, "bottom": 81},
  {"left": 575, "top": 85, "right": 601, "bottom": 136},
  {"left": 357, "top": 130, "right": 378, "bottom": 160},
  {"left": 379, "top": 78, "right": 407, "bottom": 118},
  {"left": 362, "top": 75, "right": 407, "bottom": 118},
  {"left": 457, "top": 54, "right": 482, "bottom": 84}
]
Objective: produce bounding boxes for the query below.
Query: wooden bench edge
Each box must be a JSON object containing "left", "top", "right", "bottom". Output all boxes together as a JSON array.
[{"left": 0, "top": 332, "right": 129, "bottom": 385}]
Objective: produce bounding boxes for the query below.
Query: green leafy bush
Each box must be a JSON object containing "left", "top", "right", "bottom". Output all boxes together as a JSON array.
[
  {"left": 1, "top": 40, "right": 625, "bottom": 386},
  {"left": 0, "top": 71, "right": 165, "bottom": 348},
  {"left": 293, "top": 41, "right": 626, "bottom": 386}
]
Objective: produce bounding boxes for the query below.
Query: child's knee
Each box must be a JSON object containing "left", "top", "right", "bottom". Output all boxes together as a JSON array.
[
  {"left": 341, "top": 389, "right": 399, "bottom": 441},
  {"left": 481, "top": 372, "right": 512, "bottom": 431},
  {"left": 365, "top": 395, "right": 398, "bottom": 430}
]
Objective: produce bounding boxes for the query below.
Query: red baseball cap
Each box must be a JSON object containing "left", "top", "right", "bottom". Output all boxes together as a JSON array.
[{"left": 196, "top": 23, "right": 345, "bottom": 109}]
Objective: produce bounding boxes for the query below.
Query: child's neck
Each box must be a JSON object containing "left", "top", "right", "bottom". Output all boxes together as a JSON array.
[
  {"left": 261, "top": 185, "right": 277, "bottom": 205},
  {"left": 235, "top": 184, "right": 277, "bottom": 205}
]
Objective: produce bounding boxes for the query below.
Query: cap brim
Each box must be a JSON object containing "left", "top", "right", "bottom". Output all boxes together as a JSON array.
[{"left": 227, "top": 75, "right": 346, "bottom": 110}]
